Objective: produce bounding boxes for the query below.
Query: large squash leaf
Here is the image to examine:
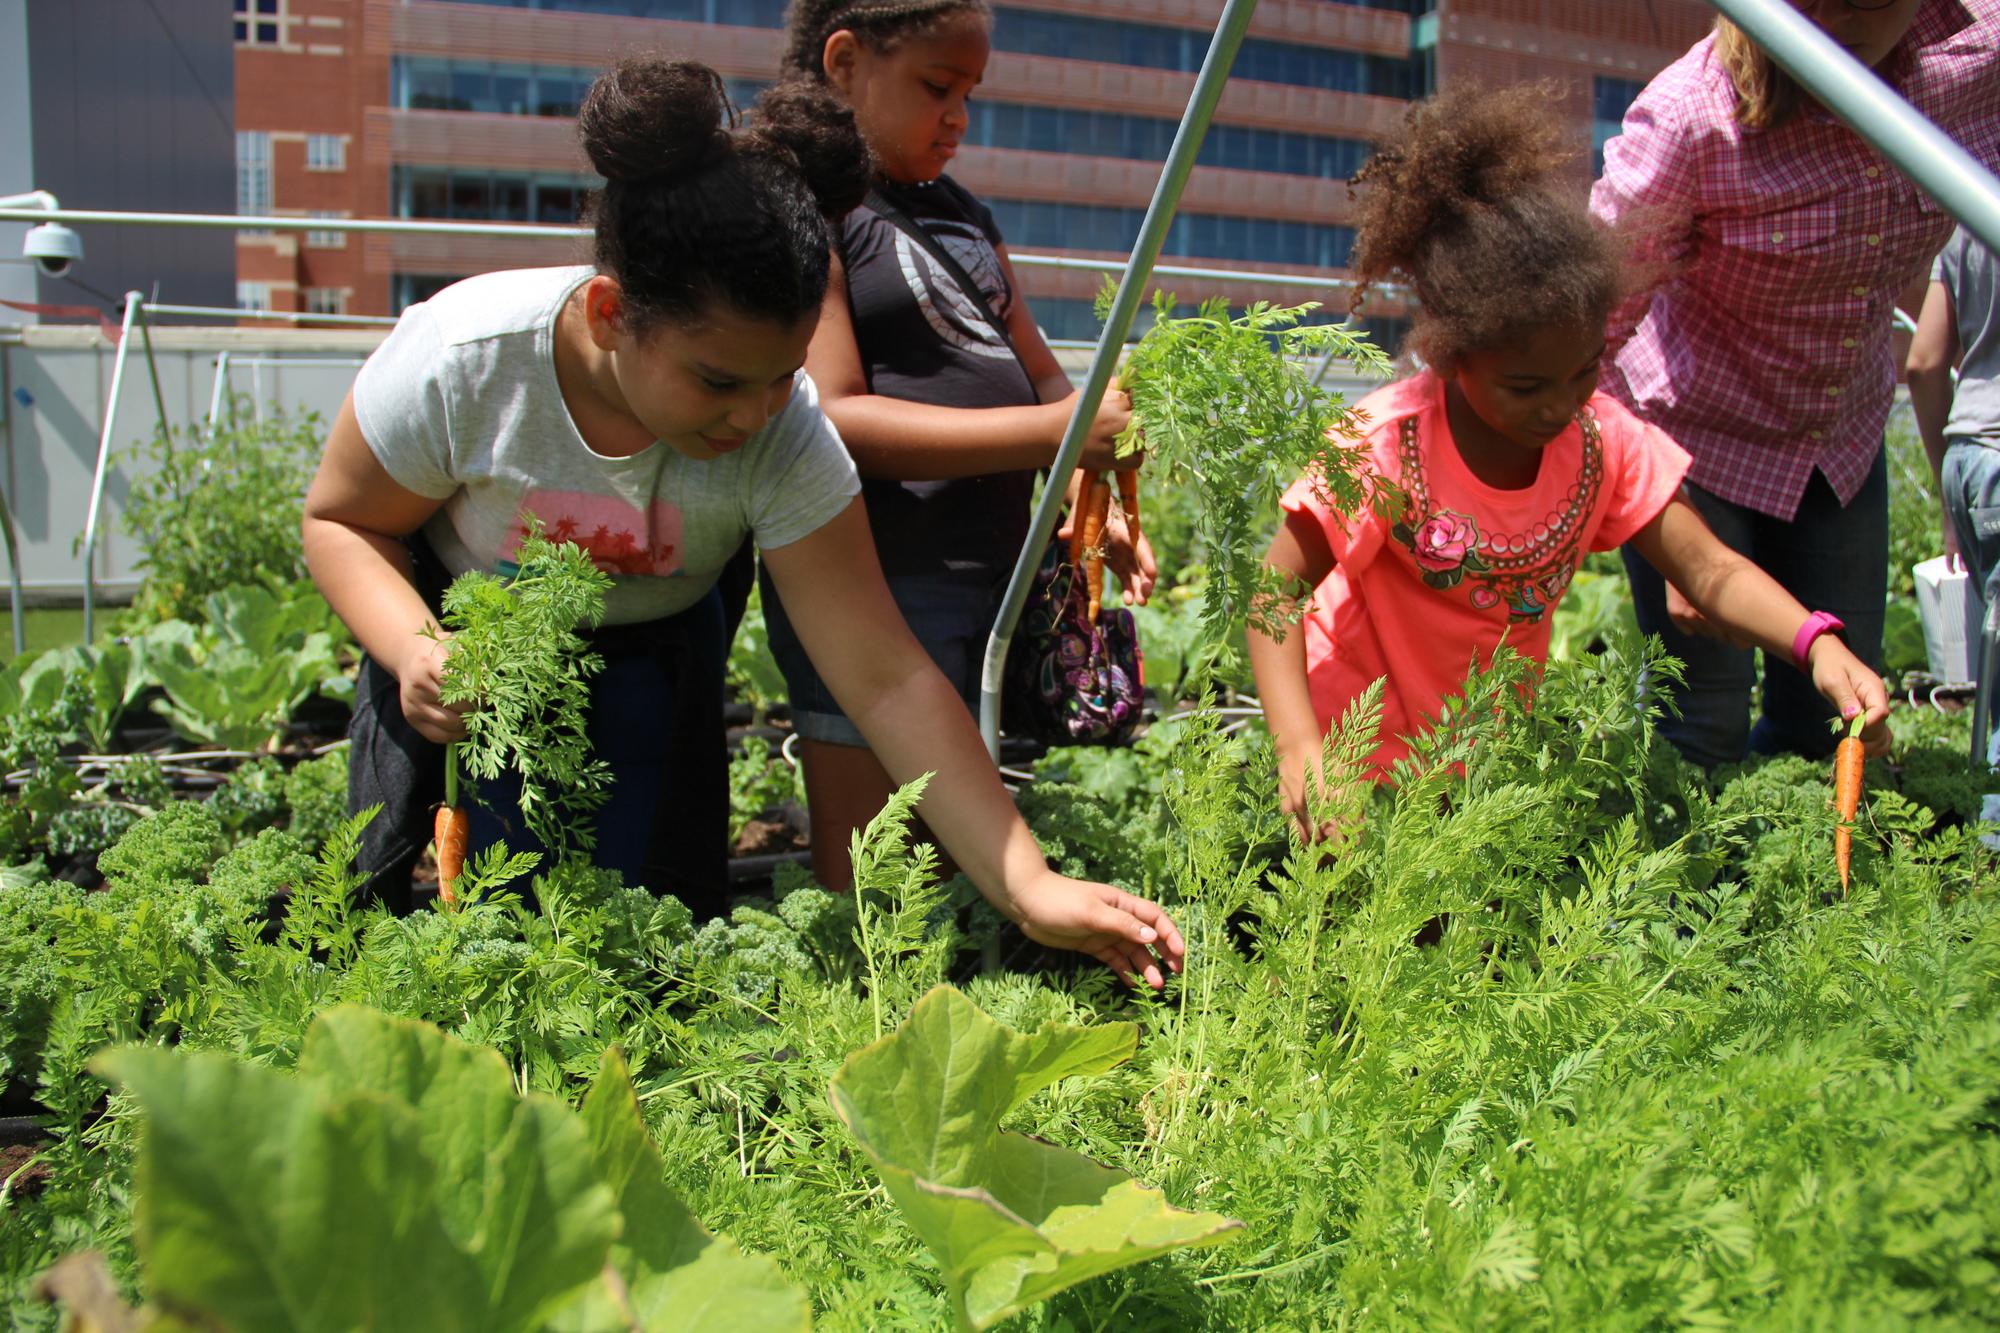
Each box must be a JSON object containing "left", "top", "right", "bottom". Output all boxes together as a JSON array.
[
  {"left": 550, "top": 1046, "right": 812, "bottom": 1332},
  {"left": 89, "top": 1007, "right": 808, "bottom": 1333},
  {"left": 829, "top": 985, "right": 1241, "bottom": 1330}
]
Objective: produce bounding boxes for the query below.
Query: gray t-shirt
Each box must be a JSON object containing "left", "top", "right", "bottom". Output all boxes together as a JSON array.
[
  {"left": 352, "top": 266, "right": 860, "bottom": 624},
  {"left": 1933, "top": 226, "right": 2000, "bottom": 446}
]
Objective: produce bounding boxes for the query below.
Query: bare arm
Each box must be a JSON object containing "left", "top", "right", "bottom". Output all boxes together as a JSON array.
[
  {"left": 1629, "top": 496, "right": 1891, "bottom": 754},
  {"left": 1247, "top": 509, "right": 1338, "bottom": 839},
  {"left": 806, "top": 250, "right": 1134, "bottom": 479},
  {"left": 762, "top": 499, "right": 1183, "bottom": 986},
  {"left": 301, "top": 391, "right": 464, "bottom": 742},
  {"left": 1906, "top": 278, "right": 1961, "bottom": 563}
]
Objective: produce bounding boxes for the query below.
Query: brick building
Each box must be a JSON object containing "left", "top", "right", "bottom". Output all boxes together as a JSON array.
[{"left": 233, "top": 0, "right": 1715, "bottom": 337}]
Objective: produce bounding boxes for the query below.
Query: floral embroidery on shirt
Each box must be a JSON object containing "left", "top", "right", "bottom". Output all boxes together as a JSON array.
[{"left": 1391, "top": 410, "right": 1605, "bottom": 624}]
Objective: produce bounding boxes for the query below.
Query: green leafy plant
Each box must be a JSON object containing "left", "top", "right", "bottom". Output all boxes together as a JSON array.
[
  {"left": 116, "top": 408, "right": 322, "bottom": 628},
  {"left": 76, "top": 1006, "right": 804, "bottom": 1332},
  {"left": 435, "top": 521, "right": 613, "bottom": 862},
  {"left": 1111, "top": 290, "right": 1390, "bottom": 647},
  {"left": 830, "top": 985, "right": 1243, "bottom": 1330},
  {"left": 145, "top": 583, "right": 349, "bottom": 751},
  {"left": 728, "top": 734, "right": 800, "bottom": 843}
]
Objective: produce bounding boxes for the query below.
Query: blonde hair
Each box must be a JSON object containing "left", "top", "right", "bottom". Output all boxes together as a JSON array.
[{"left": 1714, "top": 18, "right": 1803, "bottom": 129}]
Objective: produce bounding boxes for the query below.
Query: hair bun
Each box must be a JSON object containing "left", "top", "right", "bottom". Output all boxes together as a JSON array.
[
  {"left": 742, "top": 81, "right": 874, "bottom": 220},
  {"left": 578, "top": 58, "right": 736, "bottom": 186}
]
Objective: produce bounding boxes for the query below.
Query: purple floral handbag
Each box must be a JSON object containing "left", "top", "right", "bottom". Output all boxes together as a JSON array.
[{"left": 1004, "top": 541, "right": 1145, "bottom": 746}]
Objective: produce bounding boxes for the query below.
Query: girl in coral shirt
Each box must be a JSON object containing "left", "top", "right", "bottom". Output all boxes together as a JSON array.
[{"left": 1248, "top": 87, "right": 1891, "bottom": 840}]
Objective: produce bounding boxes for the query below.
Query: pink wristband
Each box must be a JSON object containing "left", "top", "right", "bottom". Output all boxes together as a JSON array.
[{"left": 1791, "top": 610, "right": 1845, "bottom": 672}]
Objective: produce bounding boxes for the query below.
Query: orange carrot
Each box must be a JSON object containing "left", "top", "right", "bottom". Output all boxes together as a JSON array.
[
  {"left": 1081, "top": 475, "right": 1112, "bottom": 623},
  {"left": 1117, "top": 469, "right": 1140, "bottom": 548},
  {"left": 434, "top": 805, "right": 470, "bottom": 905},
  {"left": 435, "top": 742, "right": 470, "bottom": 906},
  {"left": 1833, "top": 713, "right": 1864, "bottom": 895},
  {"left": 1066, "top": 468, "right": 1094, "bottom": 568}
]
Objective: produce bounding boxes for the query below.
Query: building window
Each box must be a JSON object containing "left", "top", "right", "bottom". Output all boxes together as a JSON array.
[
  {"left": 304, "top": 288, "right": 347, "bottom": 316},
  {"left": 306, "top": 211, "right": 347, "bottom": 248},
  {"left": 1591, "top": 76, "right": 1646, "bottom": 177},
  {"left": 236, "top": 131, "right": 272, "bottom": 230},
  {"left": 305, "top": 135, "right": 347, "bottom": 172},
  {"left": 236, "top": 281, "right": 272, "bottom": 313},
  {"left": 233, "top": 0, "right": 286, "bottom": 44}
]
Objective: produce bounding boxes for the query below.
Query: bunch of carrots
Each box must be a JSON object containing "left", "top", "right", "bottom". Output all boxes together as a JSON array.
[{"left": 1067, "top": 469, "right": 1140, "bottom": 623}]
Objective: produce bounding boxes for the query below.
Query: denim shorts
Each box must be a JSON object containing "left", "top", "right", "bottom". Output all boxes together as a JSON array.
[{"left": 759, "top": 565, "right": 1006, "bottom": 748}]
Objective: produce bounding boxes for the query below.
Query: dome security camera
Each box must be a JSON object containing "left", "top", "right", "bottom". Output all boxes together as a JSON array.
[{"left": 23, "top": 222, "right": 82, "bottom": 277}]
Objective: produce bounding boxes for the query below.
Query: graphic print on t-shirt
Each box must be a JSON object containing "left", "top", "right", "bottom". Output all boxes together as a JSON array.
[
  {"left": 506, "top": 490, "right": 686, "bottom": 578},
  {"left": 893, "top": 224, "right": 1015, "bottom": 362}
]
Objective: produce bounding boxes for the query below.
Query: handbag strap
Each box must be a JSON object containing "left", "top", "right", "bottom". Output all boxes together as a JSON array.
[{"left": 863, "top": 187, "right": 1035, "bottom": 384}]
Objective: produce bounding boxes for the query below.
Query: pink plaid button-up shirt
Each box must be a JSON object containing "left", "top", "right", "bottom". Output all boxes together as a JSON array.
[{"left": 1590, "top": 0, "right": 2000, "bottom": 521}]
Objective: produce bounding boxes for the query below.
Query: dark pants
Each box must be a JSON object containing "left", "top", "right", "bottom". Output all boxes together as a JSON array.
[
  {"left": 347, "top": 539, "right": 734, "bottom": 918},
  {"left": 1622, "top": 449, "right": 1888, "bottom": 768}
]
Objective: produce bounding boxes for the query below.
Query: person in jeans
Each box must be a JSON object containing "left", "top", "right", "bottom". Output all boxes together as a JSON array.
[
  {"left": 1589, "top": 0, "right": 1999, "bottom": 766},
  {"left": 1909, "top": 225, "right": 2000, "bottom": 834}
]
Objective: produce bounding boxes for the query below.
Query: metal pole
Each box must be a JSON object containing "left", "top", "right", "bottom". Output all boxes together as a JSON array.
[
  {"left": 206, "top": 351, "right": 231, "bottom": 437},
  {"left": 134, "top": 300, "right": 171, "bottom": 458},
  {"left": 0, "top": 476, "right": 22, "bottom": 657},
  {"left": 1707, "top": 0, "right": 2000, "bottom": 253},
  {"left": 977, "top": 0, "right": 1262, "bottom": 758},
  {"left": 81, "top": 292, "right": 143, "bottom": 643},
  {"left": 144, "top": 301, "right": 399, "bottom": 328}
]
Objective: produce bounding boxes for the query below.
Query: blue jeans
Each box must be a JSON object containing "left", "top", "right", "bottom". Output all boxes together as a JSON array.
[
  {"left": 1941, "top": 438, "right": 2000, "bottom": 838},
  {"left": 761, "top": 565, "right": 1004, "bottom": 748},
  {"left": 1622, "top": 450, "right": 1887, "bottom": 767}
]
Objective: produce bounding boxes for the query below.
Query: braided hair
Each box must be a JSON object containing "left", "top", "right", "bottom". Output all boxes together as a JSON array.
[
  {"left": 782, "top": 0, "right": 992, "bottom": 82},
  {"left": 577, "top": 57, "right": 872, "bottom": 334},
  {"left": 1347, "top": 83, "right": 1627, "bottom": 374}
]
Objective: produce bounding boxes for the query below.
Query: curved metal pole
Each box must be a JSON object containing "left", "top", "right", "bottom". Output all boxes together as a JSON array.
[
  {"left": 1707, "top": 0, "right": 2000, "bottom": 253},
  {"left": 81, "top": 292, "right": 143, "bottom": 643},
  {"left": 978, "top": 0, "right": 1262, "bottom": 759}
]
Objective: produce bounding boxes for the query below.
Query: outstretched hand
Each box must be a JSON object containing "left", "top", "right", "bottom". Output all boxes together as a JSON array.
[{"left": 1005, "top": 872, "right": 1185, "bottom": 990}]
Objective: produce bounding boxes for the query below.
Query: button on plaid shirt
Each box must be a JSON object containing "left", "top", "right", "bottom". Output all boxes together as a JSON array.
[{"left": 1590, "top": 0, "right": 1999, "bottom": 521}]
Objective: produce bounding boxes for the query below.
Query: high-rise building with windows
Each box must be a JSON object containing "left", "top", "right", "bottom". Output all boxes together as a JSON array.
[{"left": 235, "top": 0, "right": 1712, "bottom": 341}]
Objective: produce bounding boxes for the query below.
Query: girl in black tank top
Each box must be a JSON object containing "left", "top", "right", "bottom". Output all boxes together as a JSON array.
[{"left": 768, "top": 1, "right": 1155, "bottom": 894}]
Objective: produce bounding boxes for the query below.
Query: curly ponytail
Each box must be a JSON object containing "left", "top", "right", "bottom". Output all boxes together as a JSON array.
[
  {"left": 578, "top": 57, "right": 873, "bottom": 333},
  {"left": 1348, "top": 83, "right": 1626, "bottom": 373}
]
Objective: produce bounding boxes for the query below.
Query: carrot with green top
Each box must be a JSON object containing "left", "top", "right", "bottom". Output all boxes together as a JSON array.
[
  {"left": 1832, "top": 713, "right": 1865, "bottom": 894},
  {"left": 434, "top": 742, "right": 470, "bottom": 907},
  {"left": 1080, "top": 475, "right": 1112, "bottom": 623},
  {"left": 1116, "top": 469, "right": 1140, "bottom": 550},
  {"left": 1067, "top": 468, "right": 1094, "bottom": 568}
]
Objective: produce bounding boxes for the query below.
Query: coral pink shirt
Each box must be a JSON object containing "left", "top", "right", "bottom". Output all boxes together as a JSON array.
[{"left": 1282, "top": 372, "right": 1691, "bottom": 778}]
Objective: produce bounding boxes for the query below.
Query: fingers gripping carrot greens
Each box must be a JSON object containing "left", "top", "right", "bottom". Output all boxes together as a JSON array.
[
  {"left": 427, "top": 516, "right": 613, "bottom": 865},
  {"left": 1832, "top": 712, "right": 1866, "bottom": 894},
  {"left": 1104, "top": 284, "right": 1391, "bottom": 647}
]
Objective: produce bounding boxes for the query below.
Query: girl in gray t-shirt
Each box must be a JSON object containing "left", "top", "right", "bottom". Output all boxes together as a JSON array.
[{"left": 301, "top": 58, "right": 1183, "bottom": 987}]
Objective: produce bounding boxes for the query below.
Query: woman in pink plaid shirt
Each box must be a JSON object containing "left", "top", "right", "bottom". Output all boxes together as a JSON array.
[{"left": 1591, "top": 0, "right": 1999, "bottom": 766}]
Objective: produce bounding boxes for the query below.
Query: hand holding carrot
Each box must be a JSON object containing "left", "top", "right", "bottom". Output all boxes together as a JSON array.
[{"left": 1804, "top": 636, "right": 1892, "bottom": 759}]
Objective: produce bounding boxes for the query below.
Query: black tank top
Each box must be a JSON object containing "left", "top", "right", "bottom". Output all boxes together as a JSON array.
[{"left": 840, "top": 175, "right": 1039, "bottom": 577}]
